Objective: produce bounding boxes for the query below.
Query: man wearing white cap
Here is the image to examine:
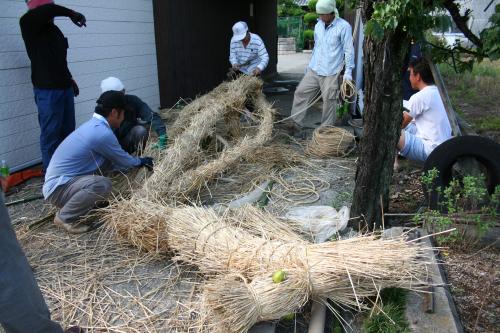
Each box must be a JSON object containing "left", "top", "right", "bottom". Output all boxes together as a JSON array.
[
  {"left": 289, "top": 0, "right": 354, "bottom": 128},
  {"left": 229, "top": 21, "right": 269, "bottom": 77},
  {"left": 100, "top": 77, "right": 167, "bottom": 153}
]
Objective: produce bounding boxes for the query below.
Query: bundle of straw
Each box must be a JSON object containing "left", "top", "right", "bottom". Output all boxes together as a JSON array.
[
  {"left": 135, "top": 76, "right": 263, "bottom": 202},
  {"left": 305, "top": 126, "right": 355, "bottom": 158},
  {"left": 165, "top": 95, "right": 275, "bottom": 202},
  {"left": 106, "top": 201, "right": 432, "bottom": 332}
]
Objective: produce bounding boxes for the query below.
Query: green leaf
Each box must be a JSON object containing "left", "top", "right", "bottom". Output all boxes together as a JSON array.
[{"left": 365, "top": 20, "right": 384, "bottom": 40}]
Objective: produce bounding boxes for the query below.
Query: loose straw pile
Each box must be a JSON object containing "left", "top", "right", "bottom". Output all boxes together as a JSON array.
[{"left": 306, "top": 126, "right": 356, "bottom": 158}]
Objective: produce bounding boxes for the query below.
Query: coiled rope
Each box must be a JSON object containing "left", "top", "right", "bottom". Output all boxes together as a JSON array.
[{"left": 305, "top": 126, "right": 356, "bottom": 158}]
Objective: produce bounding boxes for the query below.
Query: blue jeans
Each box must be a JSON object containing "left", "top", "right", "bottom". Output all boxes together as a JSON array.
[
  {"left": 400, "top": 123, "right": 428, "bottom": 162},
  {"left": 34, "top": 87, "right": 75, "bottom": 170},
  {"left": 0, "top": 193, "right": 63, "bottom": 333}
]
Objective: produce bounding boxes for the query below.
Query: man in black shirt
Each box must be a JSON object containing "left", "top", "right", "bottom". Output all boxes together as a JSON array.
[
  {"left": 100, "top": 77, "right": 168, "bottom": 152},
  {"left": 20, "top": 0, "right": 87, "bottom": 171}
]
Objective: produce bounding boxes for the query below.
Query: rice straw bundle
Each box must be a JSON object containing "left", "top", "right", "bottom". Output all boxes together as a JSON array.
[
  {"left": 165, "top": 95, "right": 274, "bottom": 202},
  {"left": 135, "top": 76, "right": 263, "bottom": 202},
  {"left": 202, "top": 271, "right": 310, "bottom": 332},
  {"left": 106, "top": 201, "right": 433, "bottom": 332},
  {"left": 224, "top": 108, "right": 242, "bottom": 139},
  {"left": 305, "top": 126, "right": 355, "bottom": 158},
  {"left": 104, "top": 199, "right": 172, "bottom": 253}
]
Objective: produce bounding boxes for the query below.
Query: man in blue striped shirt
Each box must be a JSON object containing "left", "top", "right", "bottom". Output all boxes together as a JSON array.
[
  {"left": 229, "top": 21, "right": 269, "bottom": 77},
  {"left": 43, "top": 91, "right": 153, "bottom": 234},
  {"left": 290, "top": 0, "right": 354, "bottom": 128}
]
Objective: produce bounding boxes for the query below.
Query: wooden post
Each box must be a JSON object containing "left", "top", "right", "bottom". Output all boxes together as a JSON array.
[{"left": 429, "top": 60, "right": 461, "bottom": 137}]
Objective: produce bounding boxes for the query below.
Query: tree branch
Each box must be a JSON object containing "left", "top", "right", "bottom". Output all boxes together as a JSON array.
[
  {"left": 443, "top": 0, "right": 483, "bottom": 49},
  {"left": 426, "top": 41, "right": 486, "bottom": 58}
]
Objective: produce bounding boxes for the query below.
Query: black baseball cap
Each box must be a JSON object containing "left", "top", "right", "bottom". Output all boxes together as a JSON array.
[{"left": 96, "top": 90, "right": 127, "bottom": 110}]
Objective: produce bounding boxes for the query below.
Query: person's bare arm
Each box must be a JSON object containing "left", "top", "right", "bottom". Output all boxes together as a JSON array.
[{"left": 401, "top": 111, "right": 413, "bottom": 129}]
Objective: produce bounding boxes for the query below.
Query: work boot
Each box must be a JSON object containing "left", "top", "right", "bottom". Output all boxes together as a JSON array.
[{"left": 54, "top": 215, "right": 102, "bottom": 234}]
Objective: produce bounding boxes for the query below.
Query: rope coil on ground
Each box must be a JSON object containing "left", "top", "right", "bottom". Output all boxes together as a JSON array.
[{"left": 305, "top": 126, "right": 356, "bottom": 158}]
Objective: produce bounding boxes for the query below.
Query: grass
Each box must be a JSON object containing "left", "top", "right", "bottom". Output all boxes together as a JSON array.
[
  {"left": 438, "top": 60, "right": 500, "bottom": 133},
  {"left": 475, "top": 115, "right": 500, "bottom": 131},
  {"left": 363, "top": 288, "right": 411, "bottom": 333}
]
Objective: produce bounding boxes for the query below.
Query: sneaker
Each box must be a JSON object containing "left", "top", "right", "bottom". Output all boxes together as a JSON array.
[{"left": 54, "top": 215, "right": 102, "bottom": 234}]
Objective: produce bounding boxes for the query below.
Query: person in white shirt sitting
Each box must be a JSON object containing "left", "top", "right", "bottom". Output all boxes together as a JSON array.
[
  {"left": 397, "top": 57, "right": 452, "bottom": 163},
  {"left": 229, "top": 21, "right": 269, "bottom": 77}
]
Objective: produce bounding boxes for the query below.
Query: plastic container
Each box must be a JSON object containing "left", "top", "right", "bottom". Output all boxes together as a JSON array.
[{"left": 0, "top": 160, "right": 9, "bottom": 177}]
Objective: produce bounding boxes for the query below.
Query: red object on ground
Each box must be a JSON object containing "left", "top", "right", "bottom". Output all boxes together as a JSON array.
[{"left": 1, "top": 169, "right": 44, "bottom": 192}]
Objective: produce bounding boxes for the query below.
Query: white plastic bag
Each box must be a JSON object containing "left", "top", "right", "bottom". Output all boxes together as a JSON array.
[{"left": 284, "top": 205, "right": 350, "bottom": 243}]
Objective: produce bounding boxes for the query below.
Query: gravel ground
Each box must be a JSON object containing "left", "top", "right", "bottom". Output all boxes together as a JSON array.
[{"left": 442, "top": 246, "right": 500, "bottom": 333}]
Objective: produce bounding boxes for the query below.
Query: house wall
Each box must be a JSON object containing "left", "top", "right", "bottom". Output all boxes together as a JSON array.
[
  {"left": 0, "top": 0, "right": 160, "bottom": 172},
  {"left": 464, "top": 0, "right": 496, "bottom": 35},
  {"left": 153, "top": 0, "right": 278, "bottom": 108}
]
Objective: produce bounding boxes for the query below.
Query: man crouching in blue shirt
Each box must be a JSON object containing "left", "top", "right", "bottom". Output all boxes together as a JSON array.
[{"left": 42, "top": 91, "right": 154, "bottom": 234}]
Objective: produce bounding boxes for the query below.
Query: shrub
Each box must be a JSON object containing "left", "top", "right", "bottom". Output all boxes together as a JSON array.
[
  {"left": 278, "top": 0, "right": 305, "bottom": 17},
  {"left": 304, "top": 12, "right": 319, "bottom": 27},
  {"left": 303, "top": 29, "right": 314, "bottom": 41},
  {"left": 415, "top": 169, "right": 498, "bottom": 246}
]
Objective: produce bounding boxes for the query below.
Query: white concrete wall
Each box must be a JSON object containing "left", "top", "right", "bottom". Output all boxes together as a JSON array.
[
  {"left": 463, "top": 0, "right": 497, "bottom": 36},
  {"left": 0, "top": 0, "right": 159, "bottom": 172}
]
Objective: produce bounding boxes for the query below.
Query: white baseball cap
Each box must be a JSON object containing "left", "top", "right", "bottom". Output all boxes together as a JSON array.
[
  {"left": 231, "top": 21, "right": 248, "bottom": 42},
  {"left": 100, "top": 77, "right": 125, "bottom": 93}
]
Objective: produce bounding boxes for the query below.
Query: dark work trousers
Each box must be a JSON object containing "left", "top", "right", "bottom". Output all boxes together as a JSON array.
[
  {"left": 34, "top": 87, "right": 75, "bottom": 171},
  {"left": 119, "top": 125, "right": 149, "bottom": 154},
  {"left": 0, "top": 193, "right": 63, "bottom": 333}
]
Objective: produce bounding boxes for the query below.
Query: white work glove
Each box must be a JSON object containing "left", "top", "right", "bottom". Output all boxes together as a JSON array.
[{"left": 343, "top": 73, "right": 353, "bottom": 82}]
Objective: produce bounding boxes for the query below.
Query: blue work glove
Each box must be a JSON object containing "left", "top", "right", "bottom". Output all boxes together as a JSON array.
[
  {"left": 153, "top": 134, "right": 167, "bottom": 150},
  {"left": 139, "top": 157, "right": 154, "bottom": 171}
]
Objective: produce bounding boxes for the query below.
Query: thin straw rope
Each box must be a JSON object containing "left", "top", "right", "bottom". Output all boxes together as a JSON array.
[
  {"left": 305, "top": 126, "right": 356, "bottom": 158},
  {"left": 340, "top": 79, "right": 357, "bottom": 103}
]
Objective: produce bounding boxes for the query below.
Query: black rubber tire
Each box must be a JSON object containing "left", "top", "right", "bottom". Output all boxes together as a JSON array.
[{"left": 423, "top": 135, "right": 500, "bottom": 210}]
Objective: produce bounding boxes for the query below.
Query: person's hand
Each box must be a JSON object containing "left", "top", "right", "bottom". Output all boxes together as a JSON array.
[
  {"left": 252, "top": 68, "right": 262, "bottom": 76},
  {"left": 401, "top": 111, "right": 413, "bottom": 129},
  {"left": 139, "top": 157, "right": 154, "bottom": 170},
  {"left": 70, "top": 11, "right": 86, "bottom": 27},
  {"left": 343, "top": 73, "right": 353, "bottom": 82},
  {"left": 153, "top": 134, "right": 167, "bottom": 150},
  {"left": 232, "top": 64, "right": 240, "bottom": 71},
  {"left": 71, "top": 79, "right": 79, "bottom": 97}
]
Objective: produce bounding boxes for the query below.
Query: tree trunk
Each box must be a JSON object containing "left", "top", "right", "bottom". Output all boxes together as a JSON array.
[{"left": 350, "top": 2, "right": 410, "bottom": 230}]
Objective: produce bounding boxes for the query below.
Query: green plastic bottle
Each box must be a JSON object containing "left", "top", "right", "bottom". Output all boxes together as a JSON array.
[{"left": 0, "top": 160, "right": 9, "bottom": 177}]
